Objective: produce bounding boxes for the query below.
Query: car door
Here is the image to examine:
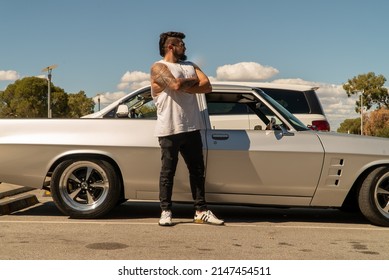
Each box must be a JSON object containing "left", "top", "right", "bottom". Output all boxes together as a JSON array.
[
  {"left": 115, "top": 89, "right": 195, "bottom": 202},
  {"left": 203, "top": 91, "right": 325, "bottom": 206}
]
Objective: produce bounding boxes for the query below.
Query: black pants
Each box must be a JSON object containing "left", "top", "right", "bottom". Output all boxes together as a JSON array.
[{"left": 158, "top": 130, "right": 207, "bottom": 211}]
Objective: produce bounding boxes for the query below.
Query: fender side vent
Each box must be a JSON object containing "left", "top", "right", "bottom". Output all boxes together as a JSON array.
[{"left": 325, "top": 158, "right": 345, "bottom": 187}]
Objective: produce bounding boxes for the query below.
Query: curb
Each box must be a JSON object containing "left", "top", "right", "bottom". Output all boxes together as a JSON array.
[
  {"left": 0, "top": 184, "right": 40, "bottom": 215},
  {"left": 0, "top": 186, "right": 35, "bottom": 200},
  {"left": 0, "top": 194, "right": 39, "bottom": 215}
]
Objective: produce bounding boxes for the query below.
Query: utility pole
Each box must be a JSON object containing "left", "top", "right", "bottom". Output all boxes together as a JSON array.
[
  {"left": 41, "top": 64, "right": 58, "bottom": 118},
  {"left": 360, "top": 92, "right": 363, "bottom": 135}
]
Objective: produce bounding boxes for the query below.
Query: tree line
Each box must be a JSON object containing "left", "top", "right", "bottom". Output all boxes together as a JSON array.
[
  {"left": 0, "top": 76, "right": 94, "bottom": 118},
  {"left": 339, "top": 72, "right": 389, "bottom": 137}
]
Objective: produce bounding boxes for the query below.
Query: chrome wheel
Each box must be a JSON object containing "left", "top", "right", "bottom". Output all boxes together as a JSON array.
[
  {"left": 51, "top": 159, "right": 121, "bottom": 218},
  {"left": 58, "top": 161, "right": 110, "bottom": 211},
  {"left": 373, "top": 171, "right": 389, "bottom": 218},
  {"left": 359, "top": 166, "right": 389, "bottom": 226}
]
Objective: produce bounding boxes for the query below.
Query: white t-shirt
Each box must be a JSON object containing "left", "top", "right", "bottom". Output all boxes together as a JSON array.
[{"left": 151, "top": 60, "right": 204, "bottom": 137}]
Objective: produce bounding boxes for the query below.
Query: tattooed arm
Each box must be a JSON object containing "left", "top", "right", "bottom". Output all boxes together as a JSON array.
[{"left": 150, "top": 63, "right": 199, "bottom": 95}]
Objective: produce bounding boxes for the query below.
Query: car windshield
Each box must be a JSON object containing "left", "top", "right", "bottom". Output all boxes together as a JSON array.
[{"left": 254, "top": 88, "right": 309, "bottom": 131}]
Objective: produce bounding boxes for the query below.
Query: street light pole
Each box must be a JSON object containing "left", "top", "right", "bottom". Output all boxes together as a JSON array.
[
  {"left": 95, "top": 93, "right": 103, "bottom": 111},
  {"left": 41, "top": 64, "right": 58, "bottom": 118},
  {"left": 360, "top": 92, "right": 363, "bottom": 135},
  {"left": 360, "top": 90, "right": 364, "bottom": 135}
]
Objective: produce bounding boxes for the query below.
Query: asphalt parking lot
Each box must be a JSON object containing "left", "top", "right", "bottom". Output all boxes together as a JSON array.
[{"left": 1, "top": 183, "right": 389, "bottom": 260}]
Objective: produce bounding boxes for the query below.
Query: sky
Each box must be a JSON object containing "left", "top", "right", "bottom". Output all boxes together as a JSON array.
[{"left": 1, "top": 0, "right": 389, "bottom": 130}]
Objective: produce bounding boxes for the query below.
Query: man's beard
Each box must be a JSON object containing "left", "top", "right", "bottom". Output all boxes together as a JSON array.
[
  {"left": 174, "top": 50, "right": 187, "bottom": 61},
  {"left": 179, "top": 54, "right": 187, "bottom": 61}
]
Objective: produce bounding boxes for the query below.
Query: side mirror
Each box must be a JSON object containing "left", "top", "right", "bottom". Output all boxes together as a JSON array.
[
  {"left": 116, "top": 105, "right": 129, "bottom": 118},
  {"left": 280, "top": 125, "right": 294, "bottom": 136}
]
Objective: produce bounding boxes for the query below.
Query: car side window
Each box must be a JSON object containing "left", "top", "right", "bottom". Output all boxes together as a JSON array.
[
  {"left": 103, "top": 108, "right": 117, "bottom": 118},
  {"left": 103, "top": 91, "right": 157, "bottom": 119},
  {"left": 206, "top": 92, "right": 270, "bottom": 130},
  {"left": 207, "top": 102, "right": 252, "bottom": 115},
  {"left": 263, "top": 89, "right": 310, "bottom": 114},
  {"left": 133, "top": 99, "right": 157, "bottom": 119}
]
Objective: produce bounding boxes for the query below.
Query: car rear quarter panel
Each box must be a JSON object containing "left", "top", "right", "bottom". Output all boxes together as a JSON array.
[{"left": 0, "top": 119, "right": 161, "bottom": 193}]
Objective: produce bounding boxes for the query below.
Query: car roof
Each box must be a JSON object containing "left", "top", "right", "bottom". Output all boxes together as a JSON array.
[
  {"left": 210, "top": 81, "right": 317, "bottom": 92},
  {"left": 129, "top": 81, "right": 317, "bottom": 93}
]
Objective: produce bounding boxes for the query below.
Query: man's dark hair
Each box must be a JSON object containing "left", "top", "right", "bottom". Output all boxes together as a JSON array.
[{"left": 159, "top": 31, "right": 186, "bottom": 57}]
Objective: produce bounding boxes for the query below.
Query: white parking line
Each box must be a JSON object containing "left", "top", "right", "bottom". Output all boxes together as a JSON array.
[{"left": 0, "top": 219, "right": 387, "bottom": 231}]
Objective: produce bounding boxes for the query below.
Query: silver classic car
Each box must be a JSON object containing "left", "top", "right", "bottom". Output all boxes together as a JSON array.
[{"left": 1, "top": 83, "right": 389, "bottom": 226}]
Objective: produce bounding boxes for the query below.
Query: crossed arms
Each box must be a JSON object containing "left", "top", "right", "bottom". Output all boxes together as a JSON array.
[{"left": 150, "top": 62, "right": 212, "bottom": 95}]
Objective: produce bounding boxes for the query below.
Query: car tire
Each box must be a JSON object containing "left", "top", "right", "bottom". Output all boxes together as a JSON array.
[
  {"left": 358, "top": 166, "right": 389, "bottom": 226},
  {"left": 51, "top": 159, "right": 121, "bottom": 219}
]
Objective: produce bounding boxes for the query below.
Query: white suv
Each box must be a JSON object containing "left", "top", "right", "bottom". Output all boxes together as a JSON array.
[
  {"left": 207, "top": 82, "right": 330, "bottom": 131},
  {"left": 84, "top": 82, "right": 330, "bottom": 131}
]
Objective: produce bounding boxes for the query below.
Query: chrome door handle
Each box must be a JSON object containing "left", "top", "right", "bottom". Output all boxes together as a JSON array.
[{"left": 212, "top": 134, "right": 229, "bottom": 140}]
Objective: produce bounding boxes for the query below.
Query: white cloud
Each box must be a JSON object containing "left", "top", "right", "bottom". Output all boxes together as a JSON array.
[
  {"left": 0, "top": 70, "right": 19, "bottom": 81},
  {"left": 90, "top": 71, "right": 150, "bottom": 111},
  {"left": 216, "top": 62, "right": 279, "bottom": 81},
  {"left": 93, "top": 91, "right": 127, "bottom": 108},
  {"left": 116, "top": 62, "right": 280, "bottom": 91},
  {"left": 117, "top": 71, "right": 149, "bottom": 91}
]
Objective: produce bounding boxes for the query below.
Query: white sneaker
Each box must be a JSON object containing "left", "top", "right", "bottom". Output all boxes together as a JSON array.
[
  {"left": 159, "top": 210, "right": 173, "bottom": 226},
  {"left": 194, "top": 210, "right": 224, "bottom": 225}
]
